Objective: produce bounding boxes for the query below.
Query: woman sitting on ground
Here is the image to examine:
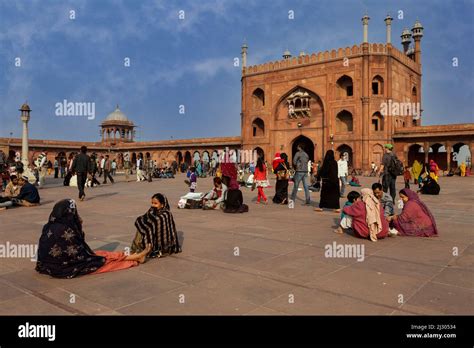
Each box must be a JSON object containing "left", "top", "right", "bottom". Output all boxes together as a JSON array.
[
  {"left": 36, "top": 199, "right": 150, "bottom": 278},
  {"left": 342, "top": 188, "right": 389, "bottom": 241},
  {"left": 221, "top": 162, "right": 249, "bottom": 213},
  {"left": 203, "top": 177, "right": 227, "bottom": 210},
  {"left": 132, "top": 193, "right": 182, "bottom": 258},
  {"left": 419, "top": 175, "right": 440, "bottom": 195},
  {"left": 387, "top": 189, "right": 438, "bottom": 237}
]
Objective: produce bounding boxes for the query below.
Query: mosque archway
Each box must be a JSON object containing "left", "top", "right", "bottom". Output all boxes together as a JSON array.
[{"left": 291, "top": 135, "right": 315, "bottom": 163}]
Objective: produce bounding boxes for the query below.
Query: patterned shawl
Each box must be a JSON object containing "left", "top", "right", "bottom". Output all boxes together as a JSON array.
[
  {"left": 36, "top": 199, "right": 106, "bottom": 278},
  {"left": 134, "top": 195, "right": 181, "bottom": 257},
  {"left": 361, "top": 188, "right": 383, "bottom": 242}
]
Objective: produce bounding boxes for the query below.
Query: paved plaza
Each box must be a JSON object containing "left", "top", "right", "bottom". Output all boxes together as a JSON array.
[{"left": 0, "top": 174, "right": 472, "bottom": 315}]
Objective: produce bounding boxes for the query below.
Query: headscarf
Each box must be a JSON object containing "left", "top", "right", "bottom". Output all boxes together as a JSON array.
[
  {"left": 134, "top": 193, "right": 181, "bottom": 256},
  {"left": 36, "top": 199, "right": 106, "bottom": 278},
  {"left": 272, "top": 153, "right": 284, "bottom": 171},
  {"left": 399, "top": 188, "right": 438, "bottom": 235},
  {"left": 220, "top": 162, "right": 239, "bottom": 190},
  {"left": 361, "top": 188, "right": 382, "bottom": 242}
]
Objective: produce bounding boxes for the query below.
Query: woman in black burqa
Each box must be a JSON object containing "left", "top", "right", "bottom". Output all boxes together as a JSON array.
[{"left": 314, "top": 150, "right": 341, "bottom": 213}]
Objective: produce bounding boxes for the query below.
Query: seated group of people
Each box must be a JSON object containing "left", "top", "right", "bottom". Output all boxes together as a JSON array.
[
  {"left": 36, "top": 193, "right": 181, "bottom": 279},
  {"left": 335, "top": 182, "right": 438, "bottom": 241},
  {"left": 182, "top": 163, "right": 249, "bottom": 213},
  {"left": 0, "top": 175, "right": 41, "bottom": 210},
  {"left": 153, "top": 167, "right": 175, "bottom": 179}
]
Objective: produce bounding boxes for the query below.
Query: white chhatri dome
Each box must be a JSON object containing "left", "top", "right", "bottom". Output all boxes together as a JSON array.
[{"left": 105, "top": 105, "right": 129, "bottom": 122}]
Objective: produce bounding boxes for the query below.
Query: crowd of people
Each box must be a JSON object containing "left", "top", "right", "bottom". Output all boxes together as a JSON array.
[{"left": 0, "top": 142, "right": 460, "bottom": 279}]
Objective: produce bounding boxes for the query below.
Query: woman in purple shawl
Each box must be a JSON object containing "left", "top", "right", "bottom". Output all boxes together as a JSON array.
[{"left": 387, "top": 188, "right": 438, "bottom": 237}]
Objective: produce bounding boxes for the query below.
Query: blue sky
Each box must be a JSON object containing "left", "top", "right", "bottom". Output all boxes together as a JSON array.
[{"left": 0, "top": 0, "right": 473, "bottom": 142}]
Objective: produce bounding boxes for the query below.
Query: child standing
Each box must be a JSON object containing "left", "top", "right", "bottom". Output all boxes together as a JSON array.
[
  {"left": 254, "top": 158, "right": 268, "bottom": 204},
  {"left": 334, "top": 191, "right": 361, "bottom": 234},
  {"left": 189, "top": 166, "right": 197, "bottom": 192},
  {"left": 403, "top": 166, "right": 411, "bottom": 189}
]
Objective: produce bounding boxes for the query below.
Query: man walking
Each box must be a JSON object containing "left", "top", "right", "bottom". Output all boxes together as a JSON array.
[
  {"left": 123, "top": 152, "right": 131, "bottom": 182},
  {"left": 136, "top": 154, "right": 145, "bottom": 182},
  {"left": 71, "top": 146, "right": 91, "bottom": 201},
  {"left": 99, "top": 156, "right": 105, "bottom": 177},
  {"left": 53, "top": 158, "right": 59, "bottom": 178},
  {"left": 337, "top": 152, "right": 349, "bottom": 198},
  {"left": 102, "top": 155, "right": 114, "bottom": 184},
  {"left": 145, "top": 153, "right": 154, "bottom": 182},
  {"left": 37, "top": 151, "right": 48, "bottom": 187},
  {"left": 290, "top": 143, "right": 311, "bottom": 205},
  {"left": 378, "top": 144, "right": 397, "bottom": 202}
]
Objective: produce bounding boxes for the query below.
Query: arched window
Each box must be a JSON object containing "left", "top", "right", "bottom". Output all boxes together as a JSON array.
[
  {"left": 336, "top": 110, "right": 353, "bottom": 132},
  {"left": 252, "top": 88, "right": 265, "bottom": 108},
  {"left": 252, "top": 118, "right": 265, "bottom": 137},
  {"left": 372, "top": 75, "right": 384, "bottom": 95},
  {"left": 412, "top": 86, "right": 417, "bottom": 97},
  {"left": 371, "top": 112, "right": 384, "bottom": 132},
  {"left": 336, "top": 75, "right": 353, "bottom": 98}
]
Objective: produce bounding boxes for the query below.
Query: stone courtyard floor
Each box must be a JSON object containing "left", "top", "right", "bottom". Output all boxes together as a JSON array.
[{"left": 0, "top": 173, "right": 472, "bottom": 315}]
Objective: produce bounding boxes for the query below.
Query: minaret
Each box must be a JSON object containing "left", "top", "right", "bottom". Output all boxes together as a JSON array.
[
  {"left": 20, "top": 102, "right": 31, "bottom": 166},
  {"left": 411, "top": 20, "right": 424, "bottom": 64},
  {"left": 384, "top": 14, "right": 393, "bottom": 44},
  {"left": 19, "top": 102, "right": 36, "bottom": 183},
  {"left": 362, "top": 13, "right": 370, "bottom": 43},
  {"left": 361, "top": 13, "right": 370, "bottom": 169},
  {"left": 241, "top": 41, "right": 248, "bottom": 68},
  {"left": 401, "top": 28, "right": 412, "bottom": 53},
  {"left": 282, "top": 49, "right": 291, "bottom": 59}
]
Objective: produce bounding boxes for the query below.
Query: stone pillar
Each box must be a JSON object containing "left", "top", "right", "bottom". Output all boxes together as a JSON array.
[
  {"left": 361, "top": 40, "right": 370, "bottom": 170},
  {"left": 362, "top": 14, "right": 370, "bottom": 43},
  {"left": 241, "top": 42, "right": 248, "bottom": 69},
  {"left": 19, "top": 103, "right": 36, "bottom": 183},
  {"left": 384, "top": 14, "right": 393, "bottom": 44}
]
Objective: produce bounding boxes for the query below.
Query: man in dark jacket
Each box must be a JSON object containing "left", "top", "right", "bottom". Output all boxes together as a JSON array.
[
  {"left": 71, "top": 146, "right": 91, "bottom": 201},
  {"left": 14, "top": 175, "right": 41, "bottom": 206}
]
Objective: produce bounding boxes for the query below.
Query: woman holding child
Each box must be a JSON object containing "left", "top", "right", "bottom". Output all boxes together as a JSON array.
[{"left": 339, "top": 188, "right": 389, "bottom": 241}]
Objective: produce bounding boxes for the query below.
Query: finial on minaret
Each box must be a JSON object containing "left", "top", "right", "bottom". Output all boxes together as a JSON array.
[
  {"left": 411, "top": 20, "right": 424, "bottom": 64},
  {"left": 384, "top": 13, "right": 393, "bottom": 44},
  {"left": 241, "top": 40, "right": 248, "bottom": 68},
  {"left": 411, "top": 19, "right": 424, "bottom": 39},
  {"left": 362, "top": 13, "right": 370, "bottom": 43},
  {"left": 401, "top": 28, "right": 412, "bottom": 53},
  {"left": 282, "top": 48, "right": 291, "bottom": 59}
]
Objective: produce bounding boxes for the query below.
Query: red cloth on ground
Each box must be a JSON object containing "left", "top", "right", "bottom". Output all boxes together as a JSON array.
[
  {"left": 91, "top": 250, "right": 138, "bottom": 274},
  {"left": 343, "top": 200, "right": 389, "bottom": 239}
]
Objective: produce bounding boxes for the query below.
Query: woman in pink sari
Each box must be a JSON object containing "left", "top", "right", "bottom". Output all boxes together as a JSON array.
[{"left": 388, "top": 188, "right": 438, "bottom": 237}]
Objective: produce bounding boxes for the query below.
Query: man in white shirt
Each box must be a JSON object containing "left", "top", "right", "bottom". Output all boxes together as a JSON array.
[
  {"left": 337, "top": 152, "right": 349, "bottom": 197},
  {"left": 37, "top": 151, "right": 48, "bottom": 187},
  {"left": 99, "top": 156, "right": 106, "bottom": 177}
]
